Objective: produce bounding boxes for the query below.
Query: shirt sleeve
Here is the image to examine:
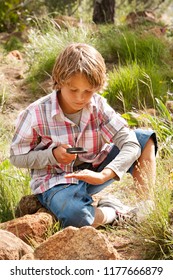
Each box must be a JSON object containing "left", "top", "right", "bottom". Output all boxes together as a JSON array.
[
  {"left": 10, "top": 109, "right": 38, "bottom": 155},
  {"left": 106, "top": 126, "right": 141, "bottom": 179},
  {"left": 10, "top": 147, "right": 58, "bottom": 169},
  {"left": 10, "top": 108, "right": 58, "bottom": 169},
  {"left": 98, "top": 95, "right": 128, "bottom": 142}
]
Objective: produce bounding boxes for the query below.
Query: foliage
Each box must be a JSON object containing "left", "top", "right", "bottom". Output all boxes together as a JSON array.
[
  {"left": 116, "top": 0, "right": 172, "bottom": 21},
  {"left": 0, "top": 160, "right": 31, "bottom": 223},
  {"left": 25, "top": 18, "right": 96, "bottom": 94},
  {"left": 24, "top": 19, "right": 173, "bottom": 106},
  {"left": 0, "top": 0, "right": 93, "bottom": 33},
  {"left": 0, "top": 85, "right": 9, "bottom": 113},
  {"left": 96, "top": 25, "right": 173, "bottom": 110},
  {"left": 122, "top": 98, "right": 173, "bottom": 156},
  {"left": 0, "top": 0, "right": 42, "bottom": 32},
  {"left": 130, "top": 160, "right": 173, "bottom": 260},
  {"left": 96, "top": 25, "right": 172, "bottom": 65},
  {"left": 103, "top": 63, "right": 168, "bottom": 111},
  {"left": 4, "top": 36, "right": 24, "bottom": 51},
  {"left": 0, "top": 0, "right": 172, "bottom": 33},
  {"left": 44, "top": 0, "right": 78, "bottom": 16}
]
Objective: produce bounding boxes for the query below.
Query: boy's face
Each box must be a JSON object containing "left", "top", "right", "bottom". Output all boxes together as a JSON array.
[{"left": 58, "top": 73, "right": 96, "bottom": 114}]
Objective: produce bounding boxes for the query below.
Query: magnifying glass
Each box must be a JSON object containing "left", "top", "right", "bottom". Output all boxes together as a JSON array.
[{"left": 66, "top": 147, "right": 88, "bottom": 154}]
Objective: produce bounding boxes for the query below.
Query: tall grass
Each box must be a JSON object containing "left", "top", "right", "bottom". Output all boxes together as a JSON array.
[
  {"left": 95, "top": 25, "right": 173, "bottom": 110},
  {"left": 122, "top": 98, "right": 173, "bottom": 157},
  {"left": 0, "top": 160, "right": 31, "bottom": 223},
  {"left": 0, "top": 114, "right": 14, "bottom": 162},
  {"left": 25, "top": 18, "right": 96, "bottom": 95},
  {"left": 0, "top": 109, "right": 31, "bottom": 223},
  {"left": 24, "top": 20, "right": 173, "bottom": 109},
  {"left": 95, "top": 25, "right": 172, "bottom": 66},
  {"left": 107, "top": 97, "right": 173, "bottom": 259},
  {"left": 103, "top": 62, "right": 167, "bottom": 111},
  {"left": 130, "top": 158, "right": 173, "bottom": 260}
]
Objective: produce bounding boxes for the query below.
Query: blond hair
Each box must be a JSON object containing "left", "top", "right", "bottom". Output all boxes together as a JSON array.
[{"left": 52, "top": 43, "right": 106, "bottom": 91}]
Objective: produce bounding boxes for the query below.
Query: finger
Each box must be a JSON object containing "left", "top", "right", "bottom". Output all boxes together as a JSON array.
[
  {"left": 65, "top": 173, "right": 82, "bottom": 178},
  {"left": 61, "top": 143, "right": 72, "bottom": 149}
]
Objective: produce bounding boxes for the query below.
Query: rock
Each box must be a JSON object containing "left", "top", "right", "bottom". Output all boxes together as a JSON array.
[
  {"left": 33, "top": 226, "right": 120, "bottom": 260},
  {"left": 7, "top": 50, "right": 23, "bottom": 60},
  {"left": 126, "top": 10, "right": 156, "bottom": 26},
  {"left": 21, "top": 252, "right": 35, "bottom": 260},
  {"left": 0, "top": 211, "right": 55, "bottom": 246},
  {"left": 15, "top": 194, "right": 43, "bottom": 217},
  {"left": 166, "top": 101, "right": 173, "bottom": 114},
  {"left": 0, "top": 229, "right": 33, "bottom": 260},
  {"left": 54, "top": 15, "right": 82, "bottom": 29}
]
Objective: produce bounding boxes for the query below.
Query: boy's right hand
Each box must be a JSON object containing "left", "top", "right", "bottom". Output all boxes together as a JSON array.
[{"left": 52, "top": 144, "right": 77, "bottom": 165}]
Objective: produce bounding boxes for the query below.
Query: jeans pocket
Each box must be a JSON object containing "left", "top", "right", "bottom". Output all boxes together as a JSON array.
[{"left": 37, "top": 184, "right": 70, "bottom": 209}]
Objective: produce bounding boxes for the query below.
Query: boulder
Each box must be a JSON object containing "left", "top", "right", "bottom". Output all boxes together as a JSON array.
[
  {"left": 31, "top": 226, "right": 120, "bottom": 260},
  {"left": 15, "top": 194, "right": 43, "bottom": 217},
  {"left": 0, "top": 229, "right": 33, "bottom": 260},
  {"left": 0, "top": 211, "right": 55, "bottom": 246}
]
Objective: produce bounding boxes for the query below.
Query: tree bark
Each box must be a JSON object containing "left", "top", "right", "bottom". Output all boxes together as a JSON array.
[{"left": 93, "top": 0, "right": 115, "bottom": 24}]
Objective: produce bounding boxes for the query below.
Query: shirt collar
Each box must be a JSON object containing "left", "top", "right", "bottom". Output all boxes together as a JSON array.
[
  {"left": 51, "top": 90, "right": 98, "bottom": 119},
  {"left": 51, "top": 90, "right": 62, "bottom": 118}
]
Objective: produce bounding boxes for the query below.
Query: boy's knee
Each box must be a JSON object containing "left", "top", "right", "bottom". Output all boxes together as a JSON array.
[
  {"left": 60, "top": 205, "right": 95, "bottom": 228},
  {"left": 141, "top": 138, "right": 156, "bottom": 162}
]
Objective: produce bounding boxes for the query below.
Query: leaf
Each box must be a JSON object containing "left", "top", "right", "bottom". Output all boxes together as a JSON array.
[
  {"left": 122, "top": 112, "right": 139, "bottom": 126},
  {"left": 155, "top": 98, "right": 172, "bottom": 121}
]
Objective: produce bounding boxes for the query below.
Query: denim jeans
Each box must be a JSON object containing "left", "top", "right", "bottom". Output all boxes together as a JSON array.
[{"left": 37, "top": 129, "right": 157, "bottom": 228}]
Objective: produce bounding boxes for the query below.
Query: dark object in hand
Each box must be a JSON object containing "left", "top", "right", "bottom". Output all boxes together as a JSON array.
[{"left": 66, "top": 147, "right": 88, "bottom": 154}]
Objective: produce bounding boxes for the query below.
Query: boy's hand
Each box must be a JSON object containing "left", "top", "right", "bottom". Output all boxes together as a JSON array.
[
  {"left": 53, "top": 144, "right": 77, "bottom": 165},
  {"left": 65, "top": 168, "right": 116, "bottom": 185}
]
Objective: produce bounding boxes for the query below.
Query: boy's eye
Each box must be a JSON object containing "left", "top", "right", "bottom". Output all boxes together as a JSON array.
[
  {"left": 70, "top": 88, "right": 78, "bottom": 92},
  {"left": 85, "top": 90, "right": 92, "bottom": 94}
]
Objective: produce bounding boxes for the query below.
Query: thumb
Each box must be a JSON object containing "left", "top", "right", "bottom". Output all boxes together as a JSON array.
[{"left": 61, "top": 143, "right": 72, "bottom": 149}]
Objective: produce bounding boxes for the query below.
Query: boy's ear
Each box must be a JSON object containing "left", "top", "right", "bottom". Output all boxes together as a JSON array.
[{"left": 52, "top": 81, "right": 59, "bottom": 90}]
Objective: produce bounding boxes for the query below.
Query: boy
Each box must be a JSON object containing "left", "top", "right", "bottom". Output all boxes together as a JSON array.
[{"left": 10, "top": 43, "right": 157, "bottom": 228}]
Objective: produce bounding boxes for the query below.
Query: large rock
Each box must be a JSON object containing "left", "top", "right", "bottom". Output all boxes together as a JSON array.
[
  {"left": 28, "top": 226, "right": 120, "bottom": 260},
  {"left": 15, "top": 194, "right": 43, "bottom": 217},
  {"left": 0, "top": 229, "right": 33, "bottom": 260},
  {"left": 0, "top": 211, "right": 55, "bottom": 246}
]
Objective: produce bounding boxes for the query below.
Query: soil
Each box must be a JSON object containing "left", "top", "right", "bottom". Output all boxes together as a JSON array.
[{"left": 0, "top": 48, "right": 147, "bottom": 260}]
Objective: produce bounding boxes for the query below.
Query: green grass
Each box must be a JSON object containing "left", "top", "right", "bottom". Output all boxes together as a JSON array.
[
  {"left": 130, "top": 159, "right": 173, "bottom": 260},
  {"left": 4, "top": 36, "right": 24, "bottom": 52},
  {"left": 0, "top": 113, "right": 30, "bottom": 223},
  {"left": 24, "top": 20, "right": 173, "bottom": 109},
  {"left": 25, "top": 18, "right": 96, "bottom": 95},
  {"left": 0, "top": 115, "right": 14, "bottom": 161},
  {"left": 95, "top": 24, "right": 173, "bottom": 110},
  {"left": 0, "top": 80, "right": 10, "bottom": 114},
  {"left": 122, "top": 97, "right": 173, "bottom": 157},
  {"left": 95, "top": 25, "right": 172, "bottom": 66},
  {"left": 0, "top": 159, "right": 31, "bottom": 223},
  {"left": 103, "top": 63, "right": 170, "bottom": 111}
]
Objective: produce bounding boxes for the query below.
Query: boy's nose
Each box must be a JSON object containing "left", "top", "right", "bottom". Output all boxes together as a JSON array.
[{"left": 77, "top": 93, "right": 85, "bottom": 101}]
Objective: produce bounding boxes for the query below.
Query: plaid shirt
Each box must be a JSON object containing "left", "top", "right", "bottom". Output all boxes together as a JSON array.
[{"left": 11, "top": 91, "right": 127, "bottom": 194}]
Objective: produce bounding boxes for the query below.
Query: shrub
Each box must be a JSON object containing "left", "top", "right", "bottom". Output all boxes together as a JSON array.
[
  {"left": 0, "top": 160, "right": 30, "bottom": 223},
  {"left": 103, "top": 63, "right": 169, "bottom": 111},
  {"left": 25, "top": 19, "right": 96, "bottom": 94},
  {"left": 95, "top": 25, "right": 172, "bottom": 66}
]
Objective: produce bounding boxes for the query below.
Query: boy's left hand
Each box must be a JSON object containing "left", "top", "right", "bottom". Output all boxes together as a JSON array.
[
  {"left": 65, "top": 168, "right": 116, "bottom": 185},
  {"left": 65, "top": 169, "right": 103, "bottom": 184}
]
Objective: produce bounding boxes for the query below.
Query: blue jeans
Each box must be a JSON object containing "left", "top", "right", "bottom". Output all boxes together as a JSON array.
[{"left": 37, "top": 129, "right": 157, "bottom": 228}]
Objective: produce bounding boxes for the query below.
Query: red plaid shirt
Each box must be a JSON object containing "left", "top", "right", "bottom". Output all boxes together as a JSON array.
[{"left": 11, "top": 91, "right": 127, "bottom": 194}]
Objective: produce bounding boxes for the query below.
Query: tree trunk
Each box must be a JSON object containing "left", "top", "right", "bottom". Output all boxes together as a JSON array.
[{"left": 93, "top": 0, "right": 115, "bottom": 24}]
